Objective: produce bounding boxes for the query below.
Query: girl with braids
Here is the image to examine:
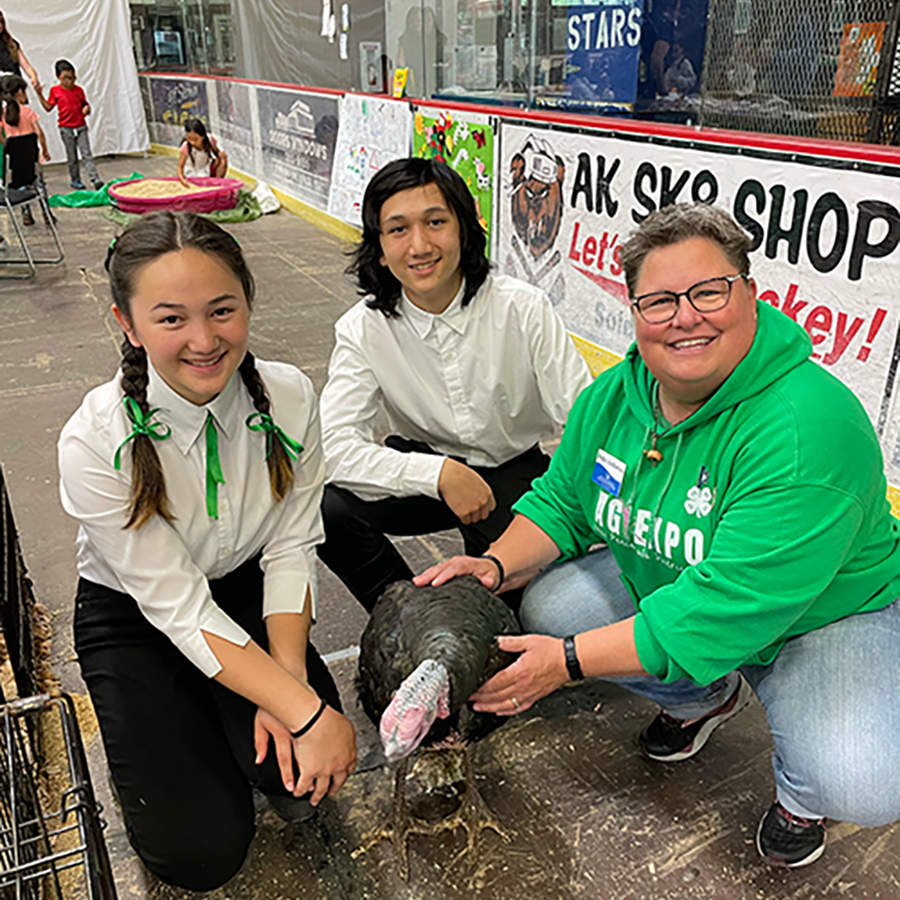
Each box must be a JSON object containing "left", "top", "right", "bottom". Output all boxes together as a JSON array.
[
  {"left": 177, "top": 117, "right": 228, "bottom": 187},
  {"left": 58, "top": 211, "right": 356, "bottom": 891}
]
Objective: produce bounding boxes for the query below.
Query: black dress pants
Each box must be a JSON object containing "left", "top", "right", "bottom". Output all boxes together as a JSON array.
[
  {"left": 316, "top": 439, "right": 550, "bottom": 613},
  {"left": 73, "top": 556, "right": 341, "bottom": 892}
]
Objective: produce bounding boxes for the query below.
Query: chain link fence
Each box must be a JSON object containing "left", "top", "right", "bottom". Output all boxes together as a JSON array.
[{"left": 698, "top": 0, "right": 900, "bottom": 143}]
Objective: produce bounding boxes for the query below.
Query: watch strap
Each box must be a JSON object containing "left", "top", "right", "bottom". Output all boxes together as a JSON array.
[{"left": 563, "top": 634, "right": 584, "bottom": 681}]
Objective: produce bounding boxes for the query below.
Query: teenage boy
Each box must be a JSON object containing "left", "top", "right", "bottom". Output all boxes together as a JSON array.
[
  {"left": 36, "top": 60, "right": 103, "bottom": 190},
  {"left": 318, "top": 157, "right": 593, "bottom": 612}
]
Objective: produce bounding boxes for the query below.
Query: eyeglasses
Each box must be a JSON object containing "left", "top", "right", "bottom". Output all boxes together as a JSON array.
[{"left": 632, "top": 274, "right": 746, "bottom": 324}]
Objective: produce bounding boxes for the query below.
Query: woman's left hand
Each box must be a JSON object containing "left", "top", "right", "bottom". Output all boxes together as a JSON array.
[
  {"left": 470, "top": 634, "right": 569, "bottom": 715},
  {"left": 254, "top": 707, "right": 297, "bottom": 792}
]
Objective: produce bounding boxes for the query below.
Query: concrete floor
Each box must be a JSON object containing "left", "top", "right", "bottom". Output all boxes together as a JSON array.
[{"left": 1, "top": 154, "right": 898, "bottom": 899}]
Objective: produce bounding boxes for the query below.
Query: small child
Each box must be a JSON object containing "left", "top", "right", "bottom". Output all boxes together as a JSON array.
[
  {"left": 36, "top": 59, "right": 103, "bottom": 191},
  {"left": 0, "top": 75, "right": 50, "bottom": 226},
  {"left": 177, "top": 118, "right": 228, "bottom": 187}
]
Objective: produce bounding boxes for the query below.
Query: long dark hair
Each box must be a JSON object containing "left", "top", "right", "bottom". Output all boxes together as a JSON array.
[
  {"left": 0, "top": 73, "right": 24, "bottom": 127},
  {"left": 183, "top": 118, "right": 216, "bottom": 166},
  {"left": 0, "top": 13, "right": 20, "bottom": 64},
  {"left": 347, "top": 157, "right": 490, "bottom": 317},
  {"left": 106, "top": 211, "right": 294, "bottom": 529}
]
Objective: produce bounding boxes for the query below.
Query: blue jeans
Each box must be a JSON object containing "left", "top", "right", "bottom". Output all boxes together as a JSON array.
[{"left": 521, "top": 549, "right": 900, "bottom": 826}]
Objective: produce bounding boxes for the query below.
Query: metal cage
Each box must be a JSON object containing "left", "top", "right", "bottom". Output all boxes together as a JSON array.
[
  {"left": 698, "top": 0, "right": 900, "bottom": 143},
  {"left": 0, "top": 464, "right": 117, "bottom": 899},
  {"left": 0, "top": 693, "right": 117, "bottom": 900}
]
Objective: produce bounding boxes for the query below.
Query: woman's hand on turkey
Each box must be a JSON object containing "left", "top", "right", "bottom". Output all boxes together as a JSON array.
[
  {"left": 438, "top": 458, "right": 496, "bottom": 524},
  {"left": 254, "top": 707, "right": 297, "bottom": 792},
  {"left": 291, "top": 705, "right": 357, "bottom": 804},
  {"left": 414, "top": 554, "right": 500, "bottom": 590},
  {"left": 470, "top": 634, "right": 568, "bottom": 715}
]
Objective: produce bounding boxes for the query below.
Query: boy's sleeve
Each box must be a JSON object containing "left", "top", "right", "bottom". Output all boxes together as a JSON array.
[{"left": 46, "top": 86, "right": 58, "bottom": 108}]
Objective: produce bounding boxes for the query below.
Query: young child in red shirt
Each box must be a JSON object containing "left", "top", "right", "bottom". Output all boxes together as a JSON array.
[{"left": 36, "top": 59, "right": 103, "bottom": 191}]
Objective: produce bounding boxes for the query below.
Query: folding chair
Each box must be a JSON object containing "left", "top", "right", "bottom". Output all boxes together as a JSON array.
[{"left": 0, "top": 133, "right": 65, "bottom": 279}]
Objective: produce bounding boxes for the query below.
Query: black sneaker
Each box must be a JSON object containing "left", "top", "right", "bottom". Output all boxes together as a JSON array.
[
  {"left": 639, "top": 678, "right": 749, "bottom": 762},
  {"left": 756, "top": 801, "right": 826, "bottom": 867},
  {"left": 22, "top": 207, "right": 34, "bottom": 226},
  {"left": 265, "top": 793, "right": 316, "bottom": 824}
]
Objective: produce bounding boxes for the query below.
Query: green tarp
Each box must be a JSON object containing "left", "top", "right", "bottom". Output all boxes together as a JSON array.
[
  {"left": 48, "top": 173, "right": 144, "bottom": 208},
  {"left": 104, "top": 189, "right": 262, "bottom": 226}
]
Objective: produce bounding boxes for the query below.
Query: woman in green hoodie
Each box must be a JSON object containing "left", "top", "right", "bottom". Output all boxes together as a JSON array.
[{"left": 416, "top": 203, "right": 900, "bottom": 868}]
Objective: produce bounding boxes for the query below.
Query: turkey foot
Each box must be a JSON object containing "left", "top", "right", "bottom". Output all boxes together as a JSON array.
[
  {"left": 441, "top": 745, "right": 512, "bottom": 863},
  {"left": 352, "top": 758, "right": 444, "bottom": 880}
]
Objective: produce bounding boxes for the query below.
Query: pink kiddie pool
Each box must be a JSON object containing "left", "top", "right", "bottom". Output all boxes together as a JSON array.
[{"left": 109, "top": 177, "right": 244, "bottom": 214}]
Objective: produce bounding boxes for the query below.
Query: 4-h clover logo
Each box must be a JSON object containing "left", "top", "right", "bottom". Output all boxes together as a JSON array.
[{"left": 684, "top": 485, "right": 713, "bottom": 518}]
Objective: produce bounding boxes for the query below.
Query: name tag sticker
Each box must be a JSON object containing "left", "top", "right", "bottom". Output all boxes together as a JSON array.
[{"left": 592, "top": 448, "right": 626, "bottom": 497}]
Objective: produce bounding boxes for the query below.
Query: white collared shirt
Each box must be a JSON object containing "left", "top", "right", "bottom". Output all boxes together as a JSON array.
[
  {"left": 321, "top": 274, "right": 593, "bottom": 501},
  {"left": 58, "top": 359, "right": 325, "bottom": 678}
]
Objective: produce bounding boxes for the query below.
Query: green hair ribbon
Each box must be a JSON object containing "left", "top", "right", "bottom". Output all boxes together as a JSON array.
[
  {"left": 245, "top": 412, "right": 304, "bottom": 460},
  {"left": 113, "top": 397, "right": 172, "bottom": 470}
]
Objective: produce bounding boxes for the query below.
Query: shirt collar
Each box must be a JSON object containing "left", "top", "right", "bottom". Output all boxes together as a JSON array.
[
  {"left": 146, "top": 361, "right": 243, "bottom": 455},
  {"left": 400, "top": 278, "right": 471, "bottom": 338}
]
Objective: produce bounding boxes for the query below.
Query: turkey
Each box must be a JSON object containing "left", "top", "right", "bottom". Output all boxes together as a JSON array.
[{"left": 354, "top": 575, "right": 520, "bottom": 877}]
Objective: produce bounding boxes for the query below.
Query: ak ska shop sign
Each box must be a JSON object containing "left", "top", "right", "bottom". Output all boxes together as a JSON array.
[{"left": 496, "top": 123, "right": 900, "bottom": 482}]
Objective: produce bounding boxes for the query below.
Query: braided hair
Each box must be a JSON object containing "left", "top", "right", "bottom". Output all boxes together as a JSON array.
[{"left": 106, "top": 211, "right": 294, "bottom": 529}]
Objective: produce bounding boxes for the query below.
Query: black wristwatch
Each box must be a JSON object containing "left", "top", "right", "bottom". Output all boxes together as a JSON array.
[{"left": 563, "top": 635, "right": 584, "bottom": 681}]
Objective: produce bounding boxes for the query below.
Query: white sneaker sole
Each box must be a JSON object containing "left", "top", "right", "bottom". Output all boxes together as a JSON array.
[{"left": 756, "top": 813, "right": 827, "bottom": 867}]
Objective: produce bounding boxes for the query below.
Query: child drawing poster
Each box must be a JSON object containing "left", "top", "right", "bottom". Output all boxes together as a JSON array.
[
  {"left": 327, "top": 95, "right": 413, "bottom": 226},
  {"left": 413, "top": 105, "right": 495, "bottom": 255}
]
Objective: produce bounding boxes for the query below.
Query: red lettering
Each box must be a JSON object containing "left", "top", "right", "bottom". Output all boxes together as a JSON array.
[
  {"left": 822, "top": 312, "right": 864, "bottom": 366},
  {"left": 759, "top": 289, "right": 780, "bottom": 308},
  {"left": 804, "top": 305, "right": 832, "bottom": 346},
  {"left": 569, "top": 221, "right": 582, "bottom": 262},
  {"left": 780, "top": 283, "right": 808, "bottom": 322},
  {"left": 611, "top": 244, "right": 623, "bottom": 277},
  {"left": 597, "top": 232, "right": 610, "bottom": 271},
  {"left": 583, "top": 235, "right": 597, "bottom": 267}
]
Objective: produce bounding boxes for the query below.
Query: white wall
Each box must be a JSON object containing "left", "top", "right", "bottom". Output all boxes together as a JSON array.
[{"left": 3, "top": 0, "right": 149, "bottom": 165}]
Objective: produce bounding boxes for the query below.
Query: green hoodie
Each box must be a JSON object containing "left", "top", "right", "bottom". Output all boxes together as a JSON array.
[{"left": 515, "top": 301, "right": 900, "bottom": 685}]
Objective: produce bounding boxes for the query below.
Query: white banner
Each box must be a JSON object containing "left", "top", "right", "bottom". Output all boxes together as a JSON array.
[
  {"left": 497, "top": 122, "right": 900, "bottom": 484},
  {"left": 3, "top": 0, "right": 149, "bottom": 161}
]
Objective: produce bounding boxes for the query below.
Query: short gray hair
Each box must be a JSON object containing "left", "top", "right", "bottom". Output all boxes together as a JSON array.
[{"left": 620, "top": 204, "right": 753, "bottom": 297}]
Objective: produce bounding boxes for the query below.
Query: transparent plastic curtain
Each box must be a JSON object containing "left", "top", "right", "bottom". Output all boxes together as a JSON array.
[{"left": 232, "top": 0, "right": 386, "bottom": 91}]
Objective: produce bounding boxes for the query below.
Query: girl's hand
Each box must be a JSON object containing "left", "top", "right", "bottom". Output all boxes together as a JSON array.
[
  {"left": 470, "top": 634, "right": 568, "bottom": 715},
  {"left": 291, "top": 705, "right": 357, "bottom": 805},
  {"left": 254, "top": 708, "right": 297, "bottom": 792}
]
